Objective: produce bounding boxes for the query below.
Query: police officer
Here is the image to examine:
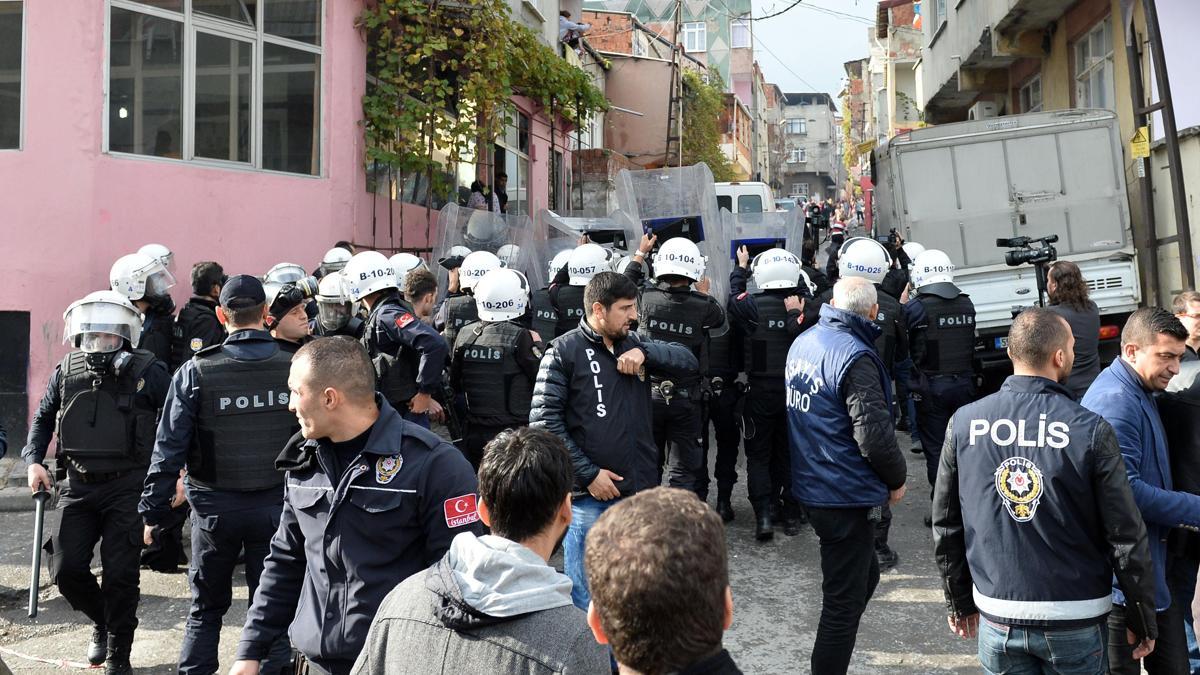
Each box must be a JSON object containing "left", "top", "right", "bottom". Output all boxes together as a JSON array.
[
  {"left": 706, "top": 298, "right": 745, "bottom": 523},
  {"left": 532, "top": 250, "right": 572, "bottom": 339},
  {"left": 172, "top": 261, "right": 227, "bottom": 372},
  {"left": 140, "top": 275, "right": 296, "bottom": 675},
  {"left": 624, "top": 234, "right": 724, "bottom": 496},
  {"left": 344, "top": 251, "right": 448, "bottom": 427},
  {"left": 450, "top": 268, "right": 542, "bottom": 469},
  {"left": 389, "top": 252, "right": 427, "bottom": 291},
  {"left": 932, "top": 308, "right": 1156, "bottom": 671},
  {"left": 550, "top": 242, "right": 614, "bottom": 338},
  {"left": 24, "top": 291, "right": 170, "bottom": 674},
  {"left": 893, "top": 241, "right": 926, "bottom": 450},
  {"left": 438, "top": 250, "right": 501, "bottom": 347},
  {"left": 110, "top": 251, "right": 177, "bottom": 365},
  {"left": 728, "top": 247, "right": 810, "bottom": 541},
  {"left": 316, "top": 246, "right": 352, "bottom": 278},
  {"left": 231, "top": 338, "right": 483, "bottom": 675},
  {"left": 906, "top": 249, "right": 977, "bottom": 500},
  {"left": 311, "top": 272, "right": 364, "bottom": 339},
  {"left": 265, "top": 277, "right": 317, "bottom": 352}
]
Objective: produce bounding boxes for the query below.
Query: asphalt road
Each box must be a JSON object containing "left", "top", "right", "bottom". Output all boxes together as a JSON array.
[{"left": 0, "top": 432, "right": 976, "bottom": 674}]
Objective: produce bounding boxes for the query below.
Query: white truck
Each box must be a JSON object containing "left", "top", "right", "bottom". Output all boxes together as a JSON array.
[{"left": 871, "top": 109, "right": 1140, "bottom": 382}]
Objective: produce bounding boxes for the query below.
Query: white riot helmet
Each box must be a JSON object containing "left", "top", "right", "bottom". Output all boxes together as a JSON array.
[
  {"left": 497, "top": 244, "right": 521, "bottom": 268},
  {"left": 911, "top": 249, "right": 957, "bottom": 290},
  {"left": 265, "top": 262, "right": 307, "bottom": 286},
  {"left": 389, "top": 253, "right": 427, "bottom": 288},
  {"left": 474, "top": 268, "right": 531, "bottom": 322},
  {"left": 567, "top": 243, "right": 614, "bottom": 286},
  {"left": 110, "top": 252, "right": 176, "bottom": 301},
  {"left": 838, "top": 237, "right": 892, "bottom": 284},
  {"left": 751, "top": 248, "right": 801, "bottom": 290},
  {"left": 613, "top": 255, "right": 634, "bottom": 275},
  {"left": 548, "top": 250, "right": 573, "bottom": 281},
  {"left": 316, "top": 272, "right": 353, "bottom": 331},
  {"left": 63, "top": 290, "right": 143, "bottom": 352},
  {"left": 652, "top": 237, "right": 706, "bottom": 282},
  {"left": 459, "top": 251, "right": 502, "bottom": 292},
  {"left": 320, "top": 247, "right": 353, "bottom": 275},
  {"left": 342, "top": 251, "right": 397, "bottom": 301},
  {"left": 448, "top": 245, "right": 472, "bottom": 260},
  {"left": 901, "top": 241, "right": 926, "bottom": 261},
  {"left": 137, "top": 243, "right": 175, "bottom": 274},
  {"left": 798, "top": 268, "right": 817, "bottom": 296}
]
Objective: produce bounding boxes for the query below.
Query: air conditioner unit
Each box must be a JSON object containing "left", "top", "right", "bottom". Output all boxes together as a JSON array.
[{"left": 968, "top": 100, "right": 999, "bottom": 120}]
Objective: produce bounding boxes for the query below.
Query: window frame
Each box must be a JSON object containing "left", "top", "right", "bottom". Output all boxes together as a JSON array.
[
  {"left": 682, "top": 21, "right": 706, "bottom": 53},
  {"left": 103, "top": 0, "right": 325, "bottom": 177},
  {"left": 1073, "top": 18, "right": 1114, "bottom": 111},
  {"left": 791, "top": 182, "right": 808, "bottom": 196},
  {"left": 495, "top": 108, "right": 531, "bottom": 216},
  {"left": 787, "top": 148, "right": 800, "bottom": 163},
  {"left": 1019, "top": 74, "right": 1042, "bottom": 113},
  {"left": 0, "top": 0, "right": 26, "bottom": 152},
  {"left": 730, "top": 16, "right": 750, "bottom": 49}
]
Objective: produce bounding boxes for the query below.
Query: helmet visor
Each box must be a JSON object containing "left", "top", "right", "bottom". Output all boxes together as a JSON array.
[
  {"left": 318, "top": 301, "right": 351, "bottom": 331},
  {"left": 77, "top": 333, "right": 124, "bottom": 354},
  {"left": 144, "top": 268, "right": 176, "bottom": 297},
  {"left": 267, "top": 265, "right": 306, "bottom": 285},
  {"left": 63, "top": 302, "right": 139, "bottom": 344}
]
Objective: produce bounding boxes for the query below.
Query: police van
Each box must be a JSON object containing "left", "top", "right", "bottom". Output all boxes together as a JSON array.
[{"left": 715, "top": 182, "right": 777, "bottom": 215}]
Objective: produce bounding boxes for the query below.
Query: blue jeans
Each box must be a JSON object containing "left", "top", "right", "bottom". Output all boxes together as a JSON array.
[
  {"left": 978, "top": 618, "right": 1107, "bottom": 674},
  {"left": 564, "top": 495, "right": 621, "bottom": 611}
]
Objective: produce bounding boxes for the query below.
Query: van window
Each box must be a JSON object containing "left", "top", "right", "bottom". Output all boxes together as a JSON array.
[
  {"left": 738, "top": 195, "right": 763, "bottom": 213},
  {"left": 717, "top": 195, "right": 732, "bottom": 212}
]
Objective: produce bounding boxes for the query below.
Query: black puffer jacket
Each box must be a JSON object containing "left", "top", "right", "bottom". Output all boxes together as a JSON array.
[{"left": 529, "top": 319, "right": 698, "bottom": 496}]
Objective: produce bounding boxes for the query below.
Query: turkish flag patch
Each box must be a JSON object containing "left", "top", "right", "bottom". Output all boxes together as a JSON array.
[
  {"left": 395, "top": 313, "right": 416, "bottom": 329},
  {"left": 737, "top": 292, "right": 748, "bottom": 300},
  {"left": 443, "top": 494, "right": 480, "bottom": 528}
]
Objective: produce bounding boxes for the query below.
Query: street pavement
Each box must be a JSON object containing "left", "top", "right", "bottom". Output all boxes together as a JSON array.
[{"left": 0, "top": 432, "right": 976, "bottom": 674}]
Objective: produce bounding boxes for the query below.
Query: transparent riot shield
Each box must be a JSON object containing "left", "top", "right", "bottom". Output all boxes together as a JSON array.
[
  {"left": 535, "top": 209, "right": 642, "bottom": 288},
  {"left": 433, "top": 203, "right": 539, "bottom": 296},
  {"left": 722, "top": 208, "right": 808, "bottom": 294}
]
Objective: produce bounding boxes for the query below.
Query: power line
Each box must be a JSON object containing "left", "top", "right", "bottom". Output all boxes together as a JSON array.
[
  {"left": 754, "top": 33, "right": 823, "bottom": 92},
  {"left": 795, "top": 3, "right": 876, "bottom": 25}
]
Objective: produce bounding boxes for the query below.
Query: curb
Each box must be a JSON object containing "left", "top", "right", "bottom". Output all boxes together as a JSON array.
[{"left": 0, "top": 487, "right": 39, "bottom": 513}]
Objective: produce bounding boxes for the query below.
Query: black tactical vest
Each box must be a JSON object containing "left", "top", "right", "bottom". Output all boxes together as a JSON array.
[
  {"left": 442, "top": 294, "right": 479, "bottom": 347},
  {"left": 171, "top": 298, "right": 219, "bottom": 370},
  {"left": 874, "top": 287, "right": 904, "bottom": 372},
  {"left": 361, "top": 294, "right": 421, "bottom": 407},
  {"left": 708, "top": 326, "right": 741, "bottom": 378},
  {"left": 56, "top": 350, "right": 158, "bottom": 475},
  {"left": 918, "top": 293, "right": 976, "bottom": 375},
  {"left": 187, "top": 344, "right": 297, "bottom": 491},
  {"left": 455, "top": 321, "right": 533, "bottom": 423},
  {"left": 139, "top": 309, "right": 175, "bottom": 365},
  {"left": 554, "top": 286, "right": 587, "bottom": 338},
  {"left": 531, "top": 288, "right": 558, "bottom": 340},
  {"left": 744, "top": 293, "right": 793, "bottom": 380},
  {"left": 640, "top": 287, "right": 710, "bottom": 385}
]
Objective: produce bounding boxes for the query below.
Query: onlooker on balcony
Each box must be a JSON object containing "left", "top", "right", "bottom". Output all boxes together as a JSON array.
[{"left": 559, "top": 11, "right": 590, "bottom": 54}]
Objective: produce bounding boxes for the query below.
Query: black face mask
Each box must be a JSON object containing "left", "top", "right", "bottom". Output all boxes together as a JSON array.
[{"left": 85, "top": 350, "right": 132, "bottom": 379}]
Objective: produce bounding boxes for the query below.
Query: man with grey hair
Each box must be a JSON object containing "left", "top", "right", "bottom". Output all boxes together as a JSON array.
[{"left": 785, "top": 276, "right": 907, "bottom": 674}]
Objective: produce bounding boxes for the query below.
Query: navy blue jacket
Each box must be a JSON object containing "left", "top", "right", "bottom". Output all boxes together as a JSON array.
[
  {"left": 726, "top": 266, "right": 809, "bottom": 341},
  {"left": 140, "top": 329, "right": 283, "bottom": 525},
  {"left": 787, "top": 305, "right": 905, "bottom": 508},
  {"left": 365, "top": 292, "right": 447, "bottom": 396},
  {"left": 236, "top": 396, "right": 481, "bottom": 673},
  {"left": 1082, "top": 358, "right": 1200, "bottom": 610}
]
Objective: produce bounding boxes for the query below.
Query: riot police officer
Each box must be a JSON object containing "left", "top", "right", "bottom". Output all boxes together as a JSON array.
[
  {"left": 311, "top": 272, "right": 364, "bottom": 339},
  {"left": 265, "top": 278, "right": 316, "bottom": 352},
  {"left": 624, "top": 234, "right": 724, "bottom": 495},
  {"left": 550, "top": 242, "right": 614, "bottom": 338},
  {"left": 389, "top": 252, "right": 428, "bottom": 291},
  {"left": 532, "top": 250, "right": 572, "bottom": 339},
  {"left": 438, "top": 250, "right": 501, "bottom": 347},
  {"left": 140, "top": 275, "right": 296, "bottom": 675},
  {"left": 728, "top": 247, "right": 810, "bottom": 541},
  {"left": 316, "top": 246, "right": 352, "bottom": 278},
  {"left": 24, "top": 291, "right": 170, "bottom": 674},
  {"left": 172, "top": 261, "right": 227, "bottom": 372},
  {"left": 450, "top": 268, "right": 542, "bottom": 469},
  {"left": 906, "top": 249, "right": 977, "bottom": 500},
  {"left": 706, "top": 301, "right": 744, "bottom": 523},
  {"left": 344, "top": 251, "right": 448, "bottom": 427},
  {"left": 892, "top": 241, "right": 925, "bottom": 448},
  {"left": 110, "top": 251, "right": 177, "bottom": 365}
]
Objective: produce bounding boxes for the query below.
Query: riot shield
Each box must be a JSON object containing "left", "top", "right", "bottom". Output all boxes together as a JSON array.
[
  {"left": 536, "top": 209, "right": 642, "bottom": 289},
  {"left": 433, "top": 203, "right": 538, "bottom": 297},
  {"left": 725, "top": 208, "right": 806, "bottom": 262},
  {"left": 614, "top": 163, "right": 730, "bottom": 316}
]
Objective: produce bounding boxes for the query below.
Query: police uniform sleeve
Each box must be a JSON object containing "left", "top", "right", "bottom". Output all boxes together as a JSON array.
[
  {"left": 905, "top": 298, "right": 929, "bottom": 368},
  {"left": 623, "top": 258, "right": 646, "bottom": 285},
  {"left": 840, "top": 356, "right": 906, "bottom": 489},
  {"left": 931, "top": 415, "right": 976, "bottom": 618},
  {"left": 21, "top": 367, "right": 64, "bottom": 466},
  {"left": 515, "top": 329, "right": 542, "bottom": 382},
  {"left": 727, "top": 269, "right": 758, "bottom": 333},
  {"left": 548, "top": 266, "right": 571, "bottom": 313},
  {"left": 391, "top": 319, "right": 449, "bottom": 396},
  {"left": 529, "top": 344, "right": 600, "bottom": 487},
  {"left": 1092, "top": 419, "right": 1158, "bottom": 640},
  {"left": 703, "top": 296, "right": 726, "bottom": 332},
  {"left": 640, "top": 336, "right": 700, "bottom": 381},
  {"left": 140, "top": 358, "right": 172, "bottom": 409},
  {"left": 419, "top": 444, "right": 484, "bottom": 564},
  {"left": 139, "top": 363, "right": 200, "bottom": 525},
  {"left": 237, "top": 493, "right": 308, "bottom": 661},
  {"left": 198, "top": 313, "right": 227, "bottom": 352},
  {"left": 893, "top": 308, "right": 910, "bottom": 364}
]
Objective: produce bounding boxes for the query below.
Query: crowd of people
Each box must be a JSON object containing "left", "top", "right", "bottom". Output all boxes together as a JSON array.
[{"left": 7, "top": 221, "right": 1200, "bottom": 675}]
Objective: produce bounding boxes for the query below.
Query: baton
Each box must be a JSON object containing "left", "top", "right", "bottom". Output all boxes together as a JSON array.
[{"left": 28, "top": 487, "right": 50, "bottom": 619}]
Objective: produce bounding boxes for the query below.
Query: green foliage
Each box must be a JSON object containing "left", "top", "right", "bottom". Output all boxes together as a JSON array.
[
  {"left": 681, "top": 69, "right": 735, "bottom": 182},
  {"left": 841, "top": 92, "right": 855, "bottom": 175}
]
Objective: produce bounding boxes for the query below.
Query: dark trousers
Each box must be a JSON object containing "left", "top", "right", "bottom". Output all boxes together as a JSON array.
[
  {"left": 179, "top": 502, "right": 290, "bottom": 675},
  {"left": 743, "top": 385, "right": 793, "bottom": 514},
  {"left": 652, "top": 395, "right": 703, "bottom": 494},
  {"left": 1108, "top": 602, "right": 1190, "bottom": 674},
  {"left": 703, "top": 383, "right": 743, "bottom": 502},
  {"left": 46, "top": 472, "right": 144, "bottom": 638},
  {"left": 807, "top": 506, "right": 880, "bottom": 675},
  {"left": 463, "top": 422, "right": 518, "bottom": 471},
  {"left": 915, "top": 374, "right": 975, "bottom": 491}
]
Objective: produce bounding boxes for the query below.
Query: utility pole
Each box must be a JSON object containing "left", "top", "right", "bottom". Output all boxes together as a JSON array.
[{"left": 664, "top": 0, "right": 683, "bottom": 167}]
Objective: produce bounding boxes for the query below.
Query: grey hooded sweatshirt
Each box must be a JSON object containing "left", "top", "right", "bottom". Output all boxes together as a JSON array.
[{"left": 350, "top": 533, "right": 609, "bottom": 675}]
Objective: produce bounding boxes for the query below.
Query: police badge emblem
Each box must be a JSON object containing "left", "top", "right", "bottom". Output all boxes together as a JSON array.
[
  {"left": 376, "top": 454, "right": 403, "bottom": 484},
  {"left": 136, "top": 378, "right": 145, "bottom": 392},
  {"left": 190, "top": 337, "right": 204, "bottom": 352},
  {"left": 994, "top": 456, "right": 1044, "bottom": 522}
]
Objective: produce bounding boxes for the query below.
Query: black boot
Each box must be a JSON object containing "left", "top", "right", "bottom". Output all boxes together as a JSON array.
[
  {"left": 755, "top": 510, "right": 774, "bottom": 542},
  {"left": 105, "top": 633, "right": 133, "bottom": 675},
  {"left": 876, "top": 545, "right": 901, "bottom": 571},
  {"left": 716, "top": 499, "right": 735, "bottom": 523},
  {"left": 781, "top": 503, "right": 803, "bottom": 536},
  {"left": 88, "top": 625, "right": 108, "bottom": 666}
]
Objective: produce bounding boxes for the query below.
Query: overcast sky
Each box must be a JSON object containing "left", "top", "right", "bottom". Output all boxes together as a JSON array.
[{"left": 750, "top": 0, "right": 878, "bottom": 111}]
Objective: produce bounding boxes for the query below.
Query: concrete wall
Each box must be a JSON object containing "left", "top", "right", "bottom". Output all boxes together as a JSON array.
[{"left": 603, "top": 56, "right": 672, "bottom": 166}]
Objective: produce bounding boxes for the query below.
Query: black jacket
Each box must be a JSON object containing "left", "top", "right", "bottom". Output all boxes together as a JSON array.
[
  {"left": 172, "top": 296, "right": 225, "bottom": 372},
  {"left": 529, "top": 319, "right": 698, "bottom": 496},
  {"left": 139, "top": 296, "right": 176, "bottom": 365}
]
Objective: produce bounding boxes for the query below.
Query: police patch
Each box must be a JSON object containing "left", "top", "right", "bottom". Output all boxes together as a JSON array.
[
  {"left": 375, "top": 454, "right": 403, "bottom": 484},
  {"left": 444, "top": 494, "right": 480, "bottom": 528},
  {"left": 136, "top": 378, "right": 145, "bottom": 392},
  {"left": 396, "top": 313, "right": 416, "bottom": 329},
  {"left": 994, "top": 456, "right": 1044, "bottom": 522},
  {"left": 190, "top": 337, "right": 203, "bottom": 352}
]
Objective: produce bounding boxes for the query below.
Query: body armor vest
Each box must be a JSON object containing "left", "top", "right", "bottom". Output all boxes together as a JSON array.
[
  {"left": 456, "top": 321, "right": 533, "bottom": 424},
  {"left": 531, "top": 288, "right": 557, "bottom": 340},
  {"left": 873, "top": 288, "right": 904, "bottom": 371},
  {"left": 56, "top": 350, "right": 158, "bottom": 475},
  {"left": 640, "top": 287, "right": 709, "bottom": 384},
  {"left": 442, "top": 294, "right": 479, "bottom": 348},
  {"left": 554, "top": 286, "right": 587, "bottom": 337},
  {"left": 363, "top": 294, "right": 420, "bottom": 406},
  {"left": 744, "top": 293, "right": 793, "bottom": 380},
  {"left": 918, "top": 293, "right": 976, "bottom": 375}
]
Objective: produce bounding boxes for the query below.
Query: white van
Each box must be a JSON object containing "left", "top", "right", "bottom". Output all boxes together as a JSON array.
[{"left": 715, "top": 181, "right": 776, "bottom": 214}]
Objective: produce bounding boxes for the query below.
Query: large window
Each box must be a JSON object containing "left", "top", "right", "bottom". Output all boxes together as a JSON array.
[
  {"left": 788, "top": 147, "right": 806, "bottom": 163},
  {"left": 0, "top": 1, "right": 23, "bottom": 150},
  {"left": 1020, "top": 75, "right": 1042, "bottom": 113},
  {"left": 682, "top": 22, "right": 705, "bottom": 53},
  {"left": 107, "top": 1, "right": 322, "bottom": 175},
  {"left": 730, "top": 17, "right": 750, "bottom": 49},
  {"left": 1074, "top": 19, "right": 1114, "bottom": 111},
  {"left": 494, "top": 110, "right": 530, "bottom": 216},
  {"left": 791, "top": 182, "right": 808, "bottom": 196},
  {"left": 784, "top": 118, "right": 806, "bottom": 135}
]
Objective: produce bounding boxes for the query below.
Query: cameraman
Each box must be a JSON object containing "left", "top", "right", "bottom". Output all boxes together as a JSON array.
[{"left": 878, "top": 230, "right": 913, "bottom": 301}]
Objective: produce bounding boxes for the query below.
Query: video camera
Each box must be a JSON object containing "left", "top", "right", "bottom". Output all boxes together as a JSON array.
[
  {"left": 997, "top": 234, "right": 1058, "bottom": 267},
  {"left": 874, "top": 228, "right": 901, "bottom": 249}
]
